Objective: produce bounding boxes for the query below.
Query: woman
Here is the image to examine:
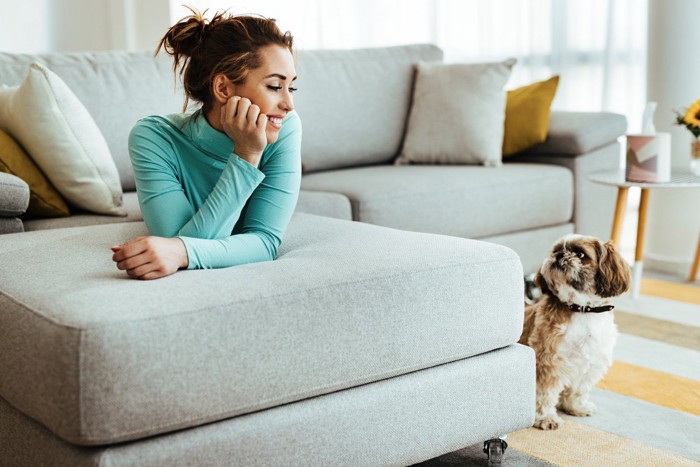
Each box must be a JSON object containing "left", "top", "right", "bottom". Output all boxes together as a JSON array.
[{"left": 111, "top": 9, "right": 301, "bottom": 280}]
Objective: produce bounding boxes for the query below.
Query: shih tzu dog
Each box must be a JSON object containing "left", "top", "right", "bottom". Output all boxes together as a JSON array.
[{"left": 519, "top": 234, "right": 631, "bottom": 430}]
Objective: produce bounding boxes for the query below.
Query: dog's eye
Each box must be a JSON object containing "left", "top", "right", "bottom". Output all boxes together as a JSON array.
[{"left": 577, "top": 251, "right": 586, "bottom": 259}]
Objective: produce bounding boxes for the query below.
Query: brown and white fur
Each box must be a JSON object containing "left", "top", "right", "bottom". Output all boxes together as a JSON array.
[{"left": 519, "top": 234, "right": 631, "bottom": 430}]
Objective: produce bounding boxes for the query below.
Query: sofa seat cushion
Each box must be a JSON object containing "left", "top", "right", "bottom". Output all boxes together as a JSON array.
[
  {"left": 295, "top": 189, "right": 353, "bottom": 220},
  {"left": 23, "top": 190, "right": 353, "bottom": 232},
  {"left": 23, "top": 191, "right": 143, "bottom": 231},
  {"left": 0, "top": 213, "right": 523, "bottom": 446},
  {"left": 301, "top": 164, "right": 574, "bottom": 238}
]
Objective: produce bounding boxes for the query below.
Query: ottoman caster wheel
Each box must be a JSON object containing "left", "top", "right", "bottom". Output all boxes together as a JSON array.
[{"left": 483, "top": 438, "right": 508, "bottom": 467}]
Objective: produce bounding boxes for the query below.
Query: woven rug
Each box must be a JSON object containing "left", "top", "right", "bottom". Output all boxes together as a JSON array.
[{"left": 417, "top": 278, "right": 700, "bottom": 466}]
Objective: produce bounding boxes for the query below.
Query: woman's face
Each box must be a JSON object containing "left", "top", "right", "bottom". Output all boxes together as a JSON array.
[{"left": 233, "top": 45, "right": 297, "bottom": 144}]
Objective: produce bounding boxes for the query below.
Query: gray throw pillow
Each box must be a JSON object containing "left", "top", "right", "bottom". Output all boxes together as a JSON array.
[{"left": 396, "top": 59, "right": 516, "bottom": 167}]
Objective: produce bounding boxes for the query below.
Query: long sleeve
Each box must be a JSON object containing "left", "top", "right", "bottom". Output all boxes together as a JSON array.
[
  {"left": 128, "top": 111, "right": 302, "bottom": 270},
  {"left": 181, "top": 115, "right": 302, "bottom": 268}
]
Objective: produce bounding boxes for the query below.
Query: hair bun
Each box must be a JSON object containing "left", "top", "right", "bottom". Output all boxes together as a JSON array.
[{"left": 158, "top": 8, "right": 210, "bottom": 58}]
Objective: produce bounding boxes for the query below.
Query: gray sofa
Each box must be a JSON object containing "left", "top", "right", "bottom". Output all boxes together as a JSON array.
[{"left": 0, "top": 44, "right": 625, "bottom": 466}]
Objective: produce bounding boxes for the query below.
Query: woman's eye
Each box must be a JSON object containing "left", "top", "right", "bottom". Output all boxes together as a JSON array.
[{"left": 267, "top": 85, "right": 298, "bottom": 93}]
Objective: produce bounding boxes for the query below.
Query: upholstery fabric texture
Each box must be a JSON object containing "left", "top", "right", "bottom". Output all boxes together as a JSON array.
[
  {"left": 295, "top": 190, "right": 353, "bottom": 220},
  {"left": 0, "top": 128, "right": 69, "bottom": 217},
  {"left": 22, "top": 190, "right": 352, "bottom": 231},
  {"left": 0, "top": 213, "right": 524, "bottom": 445},
  {"left": 0, "top": 217, "right": 22, "bottom": 234},
  {"left": 395, "top": 59, "right": 515, "bottom": 167},
  {"left": 23, "top": 192, "right": 142, "bottom": 231},
  {"left": 503, "top": 75, "right": 560, "bottom": 157},
  {"left": 0, "top": 345, "right": 535, "bottom": 467},
  {"left": 0, "top": 171, "right": 29, "bottom": 217},
  {"left": 0, "top": 63, "right": 124, "bottom": 215},
  {"left": 525, "top": 111, "right": 627, "bottom": 155},
  {"left": 0, "top": 51, "right": 185, "bottom": 191},
  {"left": 482, "top": 223, "right": 574, "bottom": 274},
  {"left": 301, "top": 164, "right": 573, "bottom": 239},
  {"left": 294, "top": 44, "right": 443, "bottom": 173},
  {"left": 508, "top": 142, "right": 621, "bottom": 240}
]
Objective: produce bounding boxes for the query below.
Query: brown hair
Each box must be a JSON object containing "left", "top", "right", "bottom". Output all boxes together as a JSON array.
[{"left": 156, "top": 7, "right": 294, "bottom": 112}]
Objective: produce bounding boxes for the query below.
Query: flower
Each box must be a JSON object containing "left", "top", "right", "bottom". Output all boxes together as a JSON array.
[{"left": 674, "top": 98, "right": 700, "bottom": 138}]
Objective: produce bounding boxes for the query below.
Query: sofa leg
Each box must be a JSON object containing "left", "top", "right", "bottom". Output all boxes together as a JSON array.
[{"left": 483, "top": 436, "right": 508, "bottom": 467}]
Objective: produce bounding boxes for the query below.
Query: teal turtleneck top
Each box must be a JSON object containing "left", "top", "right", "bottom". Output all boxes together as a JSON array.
[{"left": 128, "top": 109, "right": 302, "bottom": 270}]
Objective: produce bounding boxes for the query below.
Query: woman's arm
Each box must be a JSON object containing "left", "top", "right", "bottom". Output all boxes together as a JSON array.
[
  {"left": 113, "top": 113, "right": 301, "bottom": 277},
  {"left": 181, "top": 113, "right": 302, "bottom": 268},
  {"left": 128, "top": 117, "right": 265, "bottom": 240}
]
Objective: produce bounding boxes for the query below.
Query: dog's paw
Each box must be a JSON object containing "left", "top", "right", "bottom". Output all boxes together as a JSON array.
[
  {"left": 561, "top": 400, "right": 597, "bottom": 417},
  {"left": 534, "top": 414, "right": 563, "bottom": 430}
]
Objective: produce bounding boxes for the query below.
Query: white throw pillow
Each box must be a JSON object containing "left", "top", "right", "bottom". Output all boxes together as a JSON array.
[
  {"left": 0, "top": 63, "right": 125, "bottom": 216},
  {"left": 395, "top": 59, "right": 516, "bottom": 167}
]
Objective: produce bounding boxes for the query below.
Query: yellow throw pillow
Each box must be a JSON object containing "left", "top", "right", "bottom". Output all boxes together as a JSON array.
[
  {"left": 503, "top": 75, "right": 559, "bottom": 157},
  {"left": 0, "top": 129, "right": 70, "bottom": 217}
]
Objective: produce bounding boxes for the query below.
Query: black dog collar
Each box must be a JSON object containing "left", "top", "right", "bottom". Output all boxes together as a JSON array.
[{"left": 568, "top": 303, "right": 615, "bottom": 313}]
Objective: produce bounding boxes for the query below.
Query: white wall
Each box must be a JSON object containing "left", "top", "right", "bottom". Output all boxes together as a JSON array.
[
  {"left": 0, "top": 0, "right": 170, "bottom": 53},
  {"left": 0, "top": 0, "right": 53, "bottom": 53},
  {"left": 645, "top": 0, "right": 700, "bottom": 277}
]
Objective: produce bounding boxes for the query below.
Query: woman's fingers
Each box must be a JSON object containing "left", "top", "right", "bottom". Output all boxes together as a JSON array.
[
  {"left": 111, "top": 237, "right": 148, "bottom": 263},
  {"left": 116, "top": 253, "right": 150, "bottom": 271},
  {"left": 111, "top": 236, "right": 187, "bottom": 280},
  {"left": 229, "top": 97, "right": 262, "bottom": 129},
  {"left": 234, "top": 97, "right": 251, "bottom": 123},
  {"left": 246, "top": 103, "right": 261, "bottom": 127},
  {"left": 256, "top": 113, "right": 268, "bottom": 131},
  {"left": 219, "top": 96, "right": 267, "bottom": 166},
  {"left": 139, "top": 271, "right": 165, "bottom": 281},
  {"left": 126, "top": 262, "right": 157, "bottom": 279}
]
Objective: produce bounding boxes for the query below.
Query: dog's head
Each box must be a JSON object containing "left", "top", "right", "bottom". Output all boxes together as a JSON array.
[{"left": 535, "top": 234, "right": 631, "bottom": 302}]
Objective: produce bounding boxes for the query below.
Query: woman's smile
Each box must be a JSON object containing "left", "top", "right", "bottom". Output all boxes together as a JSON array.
[{"left": 267, "top": 114, "right": 284, "bottom": 130}]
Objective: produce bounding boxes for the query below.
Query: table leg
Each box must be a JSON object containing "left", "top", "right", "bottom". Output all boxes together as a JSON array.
[
  {"left": 631, "top": 188, "right": 650, "bottom": 298},
  {"left": 689, "top": 235, "right": 700, "bottom": 283},
  {"left": 611, "top": 187, "right": 629, "bottom": 246}
]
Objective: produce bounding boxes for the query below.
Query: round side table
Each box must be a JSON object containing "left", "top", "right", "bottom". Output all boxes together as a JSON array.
[{"left": 589, "top": 170, "right": 700, "bottom": 298}]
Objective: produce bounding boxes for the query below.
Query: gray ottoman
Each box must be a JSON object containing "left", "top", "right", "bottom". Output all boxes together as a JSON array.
[{"left": 0, "top": 213, "right": 534, "bottom": 465}]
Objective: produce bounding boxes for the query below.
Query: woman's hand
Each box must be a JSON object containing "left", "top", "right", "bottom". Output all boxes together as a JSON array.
[
  {"left": 220, "top": 96, "right": 267, "bottom": 167},
  {"left": 111, "top": 236, "right": 189, "bottom": 280}
]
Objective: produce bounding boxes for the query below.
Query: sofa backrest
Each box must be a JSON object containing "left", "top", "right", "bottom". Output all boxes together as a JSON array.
[
  {"left": 0, "top": 51, "right": 185, "bottom": 192},
  {"left": 0, "top": 44, "right": 443, "bottom": 189},
  {"left": 294, "top": 44, "right": 443, "bottom": 173}
]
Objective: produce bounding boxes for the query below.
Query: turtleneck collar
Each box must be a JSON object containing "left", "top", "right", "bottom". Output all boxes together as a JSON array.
[{"left": 181, "top": 109, "right": 234, "bottom": 162}]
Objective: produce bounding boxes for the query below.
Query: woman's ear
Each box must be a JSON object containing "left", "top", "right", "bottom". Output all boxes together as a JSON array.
[{"left": 212, "top": 74, "right": 235, "bottom": 104}]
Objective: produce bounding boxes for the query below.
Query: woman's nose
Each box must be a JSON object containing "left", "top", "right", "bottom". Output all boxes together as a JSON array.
[{"left": 280, "top": 92, "right": 294, "bottom": 112}]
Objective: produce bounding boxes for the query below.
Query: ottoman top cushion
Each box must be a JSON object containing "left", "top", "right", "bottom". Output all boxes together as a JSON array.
[{"left": 0, "top": 213, "right": 523, "bottom": 445}]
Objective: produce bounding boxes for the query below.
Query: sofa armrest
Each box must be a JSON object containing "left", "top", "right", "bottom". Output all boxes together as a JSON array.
[
  {"left": 523, "top": 111, "right": 627, "bottom": 156},
  {"left": 0, "top": 172, "right": 29, "bottom": 233},
  {"left": 506, "top": 111, "right": 627, "bottom": 241}
]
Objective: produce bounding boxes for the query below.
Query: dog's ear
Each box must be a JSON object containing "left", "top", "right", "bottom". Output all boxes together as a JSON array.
[
  {"left": 533, "top": 270, "right": 550, "bottom": 295},
  {"left": 595, "top": 240, "right": 631, "bottom": 297}
]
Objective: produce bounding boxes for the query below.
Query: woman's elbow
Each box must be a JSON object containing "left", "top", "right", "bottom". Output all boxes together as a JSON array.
[{"left": 255, "top": 230, "right": 282, "bottom": 261}]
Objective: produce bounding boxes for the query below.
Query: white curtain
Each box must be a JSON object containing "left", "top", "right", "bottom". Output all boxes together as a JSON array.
[{"left": 170, "top": 0, "right": 648, "bottom": 131}]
